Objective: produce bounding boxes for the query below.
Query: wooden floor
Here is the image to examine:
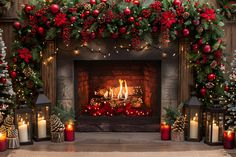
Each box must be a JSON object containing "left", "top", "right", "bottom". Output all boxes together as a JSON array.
[{"left": 1, "top": 133, "right": 236, "bottom": 157}]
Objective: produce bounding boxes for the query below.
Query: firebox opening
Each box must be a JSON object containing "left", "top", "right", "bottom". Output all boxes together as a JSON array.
[{"left": 74, "top": 60, "right": 161, "bottom": 131}]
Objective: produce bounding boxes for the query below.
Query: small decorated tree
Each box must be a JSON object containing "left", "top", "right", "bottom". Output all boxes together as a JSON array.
[
  {"left": 225, "top": 52, "right": 236, "bottom": 130},
  {"left": 0, "top": 29, "right": 15, "bottom": 123}
]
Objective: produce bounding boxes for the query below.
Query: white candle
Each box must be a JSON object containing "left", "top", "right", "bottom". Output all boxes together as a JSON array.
[
  {"left": 212, "top": 123, "right": 219, "bottom": 143},
  {"left": 190, "top": 114, "right": 198, "bottom": 139},
  {"left": 19, "top": 121, "right": 28, "bottom": 142},
  {"left": 38, "top": 116, "right": 47, "bottom": 138}
]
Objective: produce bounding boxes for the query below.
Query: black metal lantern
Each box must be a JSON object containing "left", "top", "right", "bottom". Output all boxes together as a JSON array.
[
  {"left": 15, "top": 107, "right": 33, "bottom": 145},
  {"left": 33, "top": 89, "right": 51, "bottom": 141},
  {"left": 205, "top": 100, "right": 224, "bottom": 145},
  {"left": 185, "top": 95, "right": 203, "bottom": 142}
]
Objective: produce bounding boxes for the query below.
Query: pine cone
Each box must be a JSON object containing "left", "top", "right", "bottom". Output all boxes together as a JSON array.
[
  {"left": 23, "top": 67, "right": 34, "bottom": 77},
  {"left": 196, "top": 26, "right": 204, "bottom": 34},
  {"left": 3, "top": 115, "right": 14, "bottom": 130},
  {"left": 84, "top": 4, "right": 91, "bottom": 11},
  {"left": 50, "top": 115, "right": 65, "bottom": 132},
  {"left": 172, "top": 116, "right": 185, "bottom": 133},
  {"left": 7, "top": 125, "right": 18, "bottom": 138},
  {"left": 96, "top": 2, "right": 106, "bottom": 10},
  {"left": 0, "top": 112, "right": 3, "bottom": 124},
  {"left": 182, "top": 12, "right": 190, "bottom": 19}
]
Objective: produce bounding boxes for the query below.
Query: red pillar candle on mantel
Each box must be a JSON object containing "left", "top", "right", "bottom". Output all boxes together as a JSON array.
[
  {"left": 161, "top": 122, "right": 171, "bottom": 140},
  {"left": 65, "top": 123, "right": 75, "bottom": 141},
  {"left": 0, "top": 132, "right": 7, "bottom": 152},
  {"left": 223, "top": 130, "right": 235, "bottom": 149}
]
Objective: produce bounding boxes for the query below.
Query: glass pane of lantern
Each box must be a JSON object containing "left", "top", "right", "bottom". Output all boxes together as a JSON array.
[
  {"left": 37, "top": 105, "right": 49, "bottom": 139},
  {"left": 189, "top": 108, "right": 199, "bottom": 139},
  {"left": 17, "top": 113, "right": 31, "bottom": 143}
]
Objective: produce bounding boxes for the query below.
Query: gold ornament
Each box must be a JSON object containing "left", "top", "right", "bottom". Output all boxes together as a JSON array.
[
  {"left": 96, "top": 2, "right": 107, "bottom": 10},
  {"left": 84, "top": 4, "right": 92, "bottom": 11},
  {"left": 196, "top": 26, "right": 204, "bottom": 34},
  {"left": 182, "top": 12, "right": 190, "bottom": 19}
]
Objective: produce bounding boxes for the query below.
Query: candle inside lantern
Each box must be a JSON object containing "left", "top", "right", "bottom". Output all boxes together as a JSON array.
[
  {"left": 212, "top": 121, "right": 219, "bottom": 143},
  {"left": 224, "top": 130, "right": 235, "bottom": 149},
  {"left": 190, "top": 113, "right": 198, "bottom": 139},
  {"left": 0, "top": 132, "right": 7, "bottom": 152},
  {"left": 160, "top": 122, "right": 171, "bottom": 140},
  {"left": 18, "top": 120, "right": 29, "bottom": 143},
  {"left": 38, "top": 115, "right": 47, "bottom": 138},
  {"left": 65, "top": 122, "right": 75, "bottom": 141}
]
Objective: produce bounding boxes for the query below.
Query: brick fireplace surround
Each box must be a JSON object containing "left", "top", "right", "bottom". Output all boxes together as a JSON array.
[{"left": 55, "top": 39, "right": 181, "bottom": 131}]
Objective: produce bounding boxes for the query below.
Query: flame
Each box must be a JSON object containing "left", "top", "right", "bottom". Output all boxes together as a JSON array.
[
  {"left": 110, "top": 88, "right": 113, "bottom": 100},
  {"left": 124, "top": 80, "right": 128, "bottom": 100},
  {"left": 117, "top": 79, "right": 123, "bottom": 99}
]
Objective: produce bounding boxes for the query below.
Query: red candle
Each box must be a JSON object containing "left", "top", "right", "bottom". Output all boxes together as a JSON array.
[
  {"left": 0, "top": 132, "right": 7, "bottom": 152},
  {"left": 224, "top": 130, "right": 235, "bottom": 149},
  {"left": 65, "top": 123, "right": 75, "bottom": 141},
  {"left": 161, "top": 122, "right": 171, "bottom": 140}
]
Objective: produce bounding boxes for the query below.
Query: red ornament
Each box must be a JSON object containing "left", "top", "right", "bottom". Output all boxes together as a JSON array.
[
  {"left": 138, "top": 17, "right": 143, "bottom": 21},
  {"left": 192, "top": 44, "right": 198, "bottom": 51},
  {"left": 133, "top": 0, "right": 140, "bottom": 5},
  {"left": 46, "top": 21, "right": 51, "bottom": 28},
  {"left": 183, "top": 28, "right": 189, "bottom": 36},
  {"left": 173, "top": 0, "right": 181, "bottom": 6},
  {"left": 193, "top": 19, "right": 200, "bottom": 26},
  {"left": 0, "top": 77, "right": 6, "bottom": 84},
  {"left": 135, "top": 22, "right": 140, "bottom": 26},
  {"left": 101, "top": 0, "right": 107, "bottom": 2},
  {"left": 10, "top": 71, "right": 17, "bottom": 79},
  {"left": 152, "top": 26, "right": 158, "bottom": 32},
  {"left": 125, "top": 0, "right": 131, "bottom": 2},
  {"left": 24, "top": 5, "right": 33, "bottom": 13},
  {"left": 124, "top": 7, "right": 131, "bottom": 15},
  {"left": 90, "top": 0, "right": 96, "bottom": 5},
  {"left": 198, "top": 38, "right": 203, "bottom": 45},
  {"left": 200, "top": 87, "right": 207, "bottom": 96},
  {"left": 90, "top": 32, "right": 96, "bottom": 39},
  {"left": 128, "top": 16, "right": 135, "bottom": 22},
  {"left": 93, "top": 9, "right": 100, "bottom": 17},
  {"left": 224, "top": 85, "right": 229, "bottom": 92},
  {"left": 85, "top": 10, "right": 90, "bottom": 16},
  {"left": 70, "top": 16, "right": 77, "bottom": 23},
  {"left": 80, "top": 13, "right": 85, "bottom": 19},
  {"left": 50, "top": 4, "right": 60, "bottom": 14},
  {"left": 13, "top": 22, "right": 21, "bottom": 30},
  {"left": 203, "top": 44, "right": 211, "bottom": 53},
  {"left": 208, "top": 73, "right": 216, "bottom": 81},
  {"left": 12, "top": 57, "right": 17, "bottom": 63},
  {"left": 37, "top": 27, "right": 44, "bottom": 35},
  {"left": 5, "top": 65, "right": 9, "bottom": 70},
  {"left": 119, "top": 27, "right": 127, "bottom": 34}
]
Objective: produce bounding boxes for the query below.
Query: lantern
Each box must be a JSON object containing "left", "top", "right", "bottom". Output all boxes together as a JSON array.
[
  {"left": 15, "top": 107, "right": 33, "bottom": 145},
  {"left": 33, "top": 89, "right": 51, "bottom": 141},
  {"left": 205, "top": 102, "right": 224, "bottom": 145},
  {"left": 185, "top": 95, "right": 203, "bottom": 142}
]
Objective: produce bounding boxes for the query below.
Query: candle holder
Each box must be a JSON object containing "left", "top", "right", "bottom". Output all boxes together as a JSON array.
[
  {"left": 160, "top": 122, "right": 171, "bottom": 140},
  {"left": 65, "top": 121, "right": 75, "bottom": 141},
  {"left": 205, "top": 101, "right": 224, "bottom": 145},
  {"left": 223, "top": 130, "right": 235, "bottom": 149},
  {"left": 15, "top": 107, "right": 33, "bottom": 145},
  {"left": 0, "top": 132, "right": 7, "bottom": 152},
  {"left": 185, "top": 95, "right": 203, "bottom": 142},
  {"left": 33, "top": 89, "right": 51, "bottom": 141}
]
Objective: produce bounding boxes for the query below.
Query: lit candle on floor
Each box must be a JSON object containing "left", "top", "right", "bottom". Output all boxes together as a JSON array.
[
  {"left": 224, "top": 130, "right": 235, "bottom": 149},
  {"left": 161, "top": 122, "right": 171, "bottom": 140},
  {"left": 19, "top": 120, "right": 28, "bottom": 143},
  {"left": 190, "top": 113, "right": 198, "bottom": 139},
  {"left": 65, "top": 122, "right": 75, "bottom": 141},
  {"left": 0, "top": 132, "right": 7, "bottom": 152},
  {"left": 38, "top": 115, "right": 47, "bottom": 138},
  {"left": 212, "top": 121, "right": 219, "bottom": 143}
]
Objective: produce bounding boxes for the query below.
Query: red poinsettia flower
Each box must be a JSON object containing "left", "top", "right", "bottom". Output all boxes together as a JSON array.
[
  {"left": 142, "top": 9, "right": 151, "bottom": 18},
  {"left": 17, "top": 48, "right": 32, "bottom": 63},
  {"left": 200, "top": 8, "right": 216, "bottom": 21},
  {"left": 150, "top": 1, "right": 162, "bottom": 11},
  {"left": 161, "top": 11, "right": 177, "bottom": 28},
  {"left": 54, "top": 13, "right": 68, "bottom": 27}
]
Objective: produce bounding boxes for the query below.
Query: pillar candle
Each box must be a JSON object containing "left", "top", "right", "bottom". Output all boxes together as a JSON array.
[
  {"left": 190, "top": 114, "right": 198, "bottom": 139},
  {"left": 212, "top": 123, "right": 219, "bottom": 143},
  {"left": 19, "top": 121, "right": 28, "bottom": 143},
  {"left": 38, "top": 116, "right": 47, "bottom": 138},
  {"left": 65, "top": 124, "right": 75, "bottom": 141},
  {"left": 0, "top": 133, "right": 7, "bottom": 152},
  {"left": 160, "top": 122, "right": 171, "bottom": 140},
  {"left": 224, "top": 130, "right": 235, "bottom": 149}
]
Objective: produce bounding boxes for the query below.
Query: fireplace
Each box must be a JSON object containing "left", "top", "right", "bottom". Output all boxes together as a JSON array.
[
  {"left": 56, "top": 39, "right": 179, "bottom": 132},
  {"left": 74, "top": 61, "right": 161, "bottom": 131}
]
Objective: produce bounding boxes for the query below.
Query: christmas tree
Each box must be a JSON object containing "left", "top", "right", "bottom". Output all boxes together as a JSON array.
[
  {"left": 225, "top": 51, "right": 236, "bottom": 130},
  {"left": 0, "top": 29, "right": 15, "bottom": 123}
]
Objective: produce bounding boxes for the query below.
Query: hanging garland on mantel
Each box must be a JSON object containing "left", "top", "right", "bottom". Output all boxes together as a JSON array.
[{"left": 9, "top": 0, "right": 226, "bottom": 107}]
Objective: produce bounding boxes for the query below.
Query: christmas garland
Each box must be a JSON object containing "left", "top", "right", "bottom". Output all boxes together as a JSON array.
[
  {"left": 217, "top": 0, "right": 236, "bottom": 19},
  {"left": 10, "top": 0, "right": 226, "bottom": 107},
  {"left": 0, "top": 0, "right": 12, "bottom": 14}
]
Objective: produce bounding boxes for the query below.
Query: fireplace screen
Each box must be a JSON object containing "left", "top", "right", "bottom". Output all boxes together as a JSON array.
[{"left": 75, "top": 60, "right": 161, "bottom": 118}]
